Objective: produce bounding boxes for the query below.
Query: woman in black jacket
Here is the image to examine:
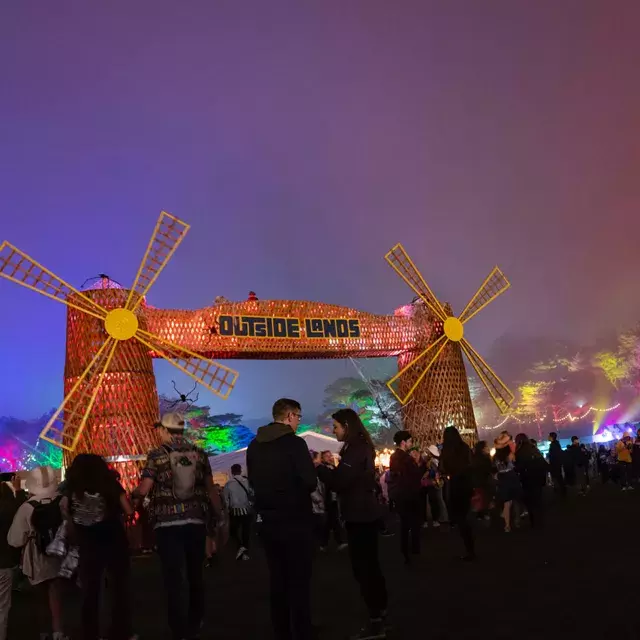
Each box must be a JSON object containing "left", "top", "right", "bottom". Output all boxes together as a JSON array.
[
  {"left": 514, "top": 433, "right": 548, "bottom": 528},
  {"left": 318, "top": 408, "right": 387, "bottom": 640},
  {"left": 440, "top": 426, "right": 476, "bottom": 561}
]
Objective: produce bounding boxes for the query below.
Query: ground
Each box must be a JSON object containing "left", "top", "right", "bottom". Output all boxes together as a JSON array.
[{"left": 10, "top": 484, "right": 640, "bottom": 639}]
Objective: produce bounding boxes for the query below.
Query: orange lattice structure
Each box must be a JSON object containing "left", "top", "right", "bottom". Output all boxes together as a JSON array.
[{"left": 0, "top": 212, "right": 514, "bottom": 484}]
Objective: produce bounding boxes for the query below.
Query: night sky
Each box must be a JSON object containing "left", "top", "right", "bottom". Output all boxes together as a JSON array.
[{"left": 1, "top": 1, "right": 639, "bottom": 422}]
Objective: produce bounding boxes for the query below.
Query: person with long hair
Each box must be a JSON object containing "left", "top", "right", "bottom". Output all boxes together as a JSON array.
[
  {"left": 440, "top": 427, "right": 475, "bottom": 560},
  {"left": 63, "top": 454, "right": 135, "bottom": 640},
  {"left": 514, "top": 433, "right": 548, "bottom": 529},
  {"left": 494, "top": 433, "right": 522, "bottom": 532},
  {"left": 318, "top": 408, "right": 388, "bottom": 639}
]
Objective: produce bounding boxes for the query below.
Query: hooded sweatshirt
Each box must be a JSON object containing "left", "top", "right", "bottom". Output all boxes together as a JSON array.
[{"left": 246, "top": 422, "right": 317, "bottom": 528}]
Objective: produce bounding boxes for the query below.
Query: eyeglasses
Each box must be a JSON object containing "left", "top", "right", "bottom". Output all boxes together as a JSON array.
[{"left": 292, "top": 413, "right": 302, "bottom": 420}]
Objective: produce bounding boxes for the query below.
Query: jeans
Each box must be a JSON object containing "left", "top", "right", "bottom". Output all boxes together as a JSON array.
[
  {"left": 261, "top": 524, "right": 313, "bottom": 640},
  {"left": 425, "top": 486, "right": 441, "bottom": 522},
  {"left": 0, "top": 568, "right": 12, "bottom": 640},
  {"left": 321, "top": 501, "right": 344, "bottom": 547},
  {"left": 522, "top": 485, "right": 544, "bottom": 528},
  {"left": 447, "top": 476, "right": 475, "bottom": 557},
  {"left": 396, "top": 498, "right": 421, "bottom": 560},
  {"left": 229, "top": 513, "right": 252, "bottom": 551},
  {"left": 550, "top": 467, "right": 566, "bottom": 496},
  {"left": 345, "top": 521, "right": 388, "bottom": 619},
  {"left": 619, "top": 462, "right": 632, "bottom": 488},
  {"left": 77, "top": 523, "right": 132, "bottom": 640},
  {"left": 155, "top": 524, "right": 206, "bottom": 640}
]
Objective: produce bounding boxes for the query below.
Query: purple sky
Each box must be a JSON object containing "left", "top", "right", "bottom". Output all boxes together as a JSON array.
[{"left": 1, "top": 1, "right": 639, "bottom": 421}]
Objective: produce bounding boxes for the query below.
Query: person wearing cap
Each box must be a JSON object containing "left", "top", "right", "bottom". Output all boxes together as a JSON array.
[
  {"left": 388, "top": 431, "right": 423, "bottom": 564},
  {"left": 134, "top": 412, "right": 220, "bottom": 640},
  {"left": 0, "top": 473, "right": 24, "bottom": 640}
]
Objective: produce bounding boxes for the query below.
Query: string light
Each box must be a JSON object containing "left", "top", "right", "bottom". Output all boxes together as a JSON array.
[
  {"left": 481, "top": 402, "right": 622, "bottom": 431},
  {"left": 552, "top": 403, "right": 620, "bottom": 423},
  {"left": 481, "top": 415, "right": 511, "bottom": 431}
]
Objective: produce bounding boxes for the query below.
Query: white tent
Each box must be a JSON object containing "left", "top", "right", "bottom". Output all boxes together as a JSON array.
[{"left": 208, "top": 431, "right": 341, "bottom": 483}]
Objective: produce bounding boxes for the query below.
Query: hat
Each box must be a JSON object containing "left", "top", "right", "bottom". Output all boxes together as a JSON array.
[
  {"left": 25, "top": 466, "right": 58, "bottom": 498},
  {"left": 427, "top": 445, "right": 440, "bottom": 458},
  {"left": 494, "top": 433, "right": 511, "bottom": 449},
  {"left": 160, "top": 412, "right": 186, "bottom": 430}
]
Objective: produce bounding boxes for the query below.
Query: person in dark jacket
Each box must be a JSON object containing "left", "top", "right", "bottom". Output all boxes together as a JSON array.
[
  {"left": 514, "top": 433, "right": 548, "bottom": 528},
  {"left": 567, "top": 436, "right": 588, "bottom": 495},
  {"left": 471, "top": 441, "right": 493, "bottom": 521},
  {"left": 440, "top": 427, "right": 475, "bottom": 560},
  {"left": 0, "top": 473, "right": 24, "bottom": 640},
  {"left": 246, "top": 398, "right": 317, "bottom": 640},
  {"left": 318, "top": 408, "right": 387, "bottom": 640},
  {"left": 388, "top": 431, "right": 423, "bottom": 564},
  {"left": 547, "top": 432, "right": 566, "bottom": 497}
]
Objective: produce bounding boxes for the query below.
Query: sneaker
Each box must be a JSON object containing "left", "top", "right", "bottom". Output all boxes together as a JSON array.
[
  {"left": 380, "top": 529, "right": 395, "bottom": 537},
  {"left": 351, "top": 618, "right": 386, "bottom": 639},
  {"left": 319, "top": 546, "right": 327, "bottom": 552},
  {"left": 235, "top": 546, "right": 246, "bottom": 560},
  {"left": 337, "top": 543, "right": 349, "bottom": 551},
  {"left": 422, "top": 522, "right": 429, "bottom": 529},
  {"left": 242, "top": 553, "right": 250, "bottom": 561},
  {"left": 432, "top": 521, "right": 441, "bottom": 528},
  {"left": 622, "top": 487, "right": 628, "bottom": 492},
  {"left": 629, "top": 486, "right": 635, "bottom": 491}
]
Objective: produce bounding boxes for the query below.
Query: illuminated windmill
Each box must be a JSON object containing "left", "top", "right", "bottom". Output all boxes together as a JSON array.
[
  {"left": 385, "top": 244, "right": 514, "bottom": 445},
  {"left": 0, "top": 212, "right": 238, "bottom": 475}
]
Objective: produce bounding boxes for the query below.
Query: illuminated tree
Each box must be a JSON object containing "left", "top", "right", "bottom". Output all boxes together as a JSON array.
[
  {"left": 592, "top": 351, "right": 630, "bottom": 388},
  {"left": 320, "top": 376, "right": 400, "bottom": 445},
  {"left": 190, "top": 423, "right": 255, "bottom": 454},
  {"left": 515, "top": 381, "right": 555, "bottom": 418}
]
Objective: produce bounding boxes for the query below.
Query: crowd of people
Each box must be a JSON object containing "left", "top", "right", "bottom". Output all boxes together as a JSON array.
[{"left": 0, "top": 401, "right": 638, "bottom": 640}]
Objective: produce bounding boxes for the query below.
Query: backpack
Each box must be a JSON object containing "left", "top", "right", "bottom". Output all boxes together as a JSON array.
[
  {"left": 165, "top": 448, "right": 201, "bottom": 501},
  {"left": 29, "top": 496, "right": 63, "bottom": 554}
]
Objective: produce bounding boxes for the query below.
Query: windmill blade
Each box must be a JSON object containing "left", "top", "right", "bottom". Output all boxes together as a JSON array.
[
  {"left": 385, "top": 243, "right": 448, "bottom": 321},
  {"left": 0, "top": 242, "right": 108, "bottom": 320},
  {"left": 458, "top": 266, "right": 510, "bottom": 325},
  {"left": 135, "top": 328, "right": 238, "bottom": 400},
  {"left": 460, "top": 338, "right": 514, "bottom": 414},
  {"left": 125, "top": 212, "right": 190, "bottom": 312},
  {"left": 386, "top": 334, "right": 448, "bottom": 404},
  {"left": 40, "top": 338, "right": 119, "bottom": 451}
]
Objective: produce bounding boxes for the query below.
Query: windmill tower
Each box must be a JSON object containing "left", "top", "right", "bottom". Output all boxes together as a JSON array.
[
  {"left": 385, "top": 244, "right": 514, "bottom": 445},
  {"left": 0, "top": 212, "right": 238, "bottom": 485}
]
